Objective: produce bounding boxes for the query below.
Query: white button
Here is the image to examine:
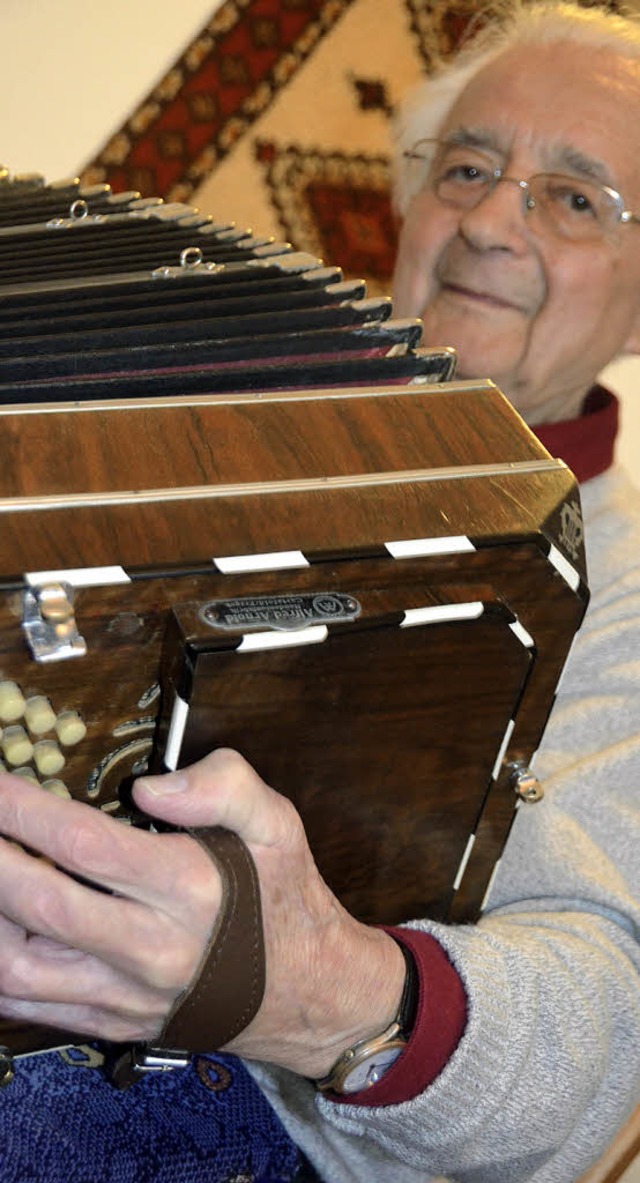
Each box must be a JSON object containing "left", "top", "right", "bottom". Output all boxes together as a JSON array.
[
  {"left": 0, "top": 682, "right": 26, "bottom": 724},
  {"left": 24, "top": 696, "right": 57, "bottom": 736},
  {"left": 55, "top": 711, "right": 87, "bottom": 746},
  {"left": 32, "top": 741, "right": 65, "bottom": 777},
  {"left": 2, "top": 726, "right": 33, "bottom": 766}
]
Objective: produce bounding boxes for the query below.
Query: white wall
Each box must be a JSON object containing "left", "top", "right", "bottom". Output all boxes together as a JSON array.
[
  {"left": 0, "top": 0, "right": 637, "bottom": 490},
  {"left": 0, "top": 0, "right": 221, "bottom": 178}
]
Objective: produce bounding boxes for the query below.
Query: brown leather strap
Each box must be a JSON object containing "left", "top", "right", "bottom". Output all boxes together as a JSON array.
[{"left": 150, "top": 826, "right": 265, "bottom": 1053}]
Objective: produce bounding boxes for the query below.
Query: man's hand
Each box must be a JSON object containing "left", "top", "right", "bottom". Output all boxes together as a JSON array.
[
  {"left": 0, "top": 767, "right": 221, "bottom": 1044},
  {"left": 0, "top": 752, "right": 405, "bottom": 1078}
]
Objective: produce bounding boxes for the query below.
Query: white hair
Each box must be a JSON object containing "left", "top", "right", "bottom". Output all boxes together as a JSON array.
[{"left": 393, "top": 1, "right": 640, "bottom": 216}]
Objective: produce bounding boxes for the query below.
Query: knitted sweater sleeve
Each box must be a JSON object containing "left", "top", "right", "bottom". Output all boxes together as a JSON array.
[{"left": 310, "top": 469, "right": 640, "bottom": 1182}]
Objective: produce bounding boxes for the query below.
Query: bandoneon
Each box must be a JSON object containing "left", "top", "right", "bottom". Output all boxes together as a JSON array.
[{"left": 0, "top": 174, "right": 588, "bottom": 1058}]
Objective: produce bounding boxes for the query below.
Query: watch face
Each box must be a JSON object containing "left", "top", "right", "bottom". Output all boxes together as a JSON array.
[{"left": 341, "top": 1045, "right": 404, "bottom": 1094}]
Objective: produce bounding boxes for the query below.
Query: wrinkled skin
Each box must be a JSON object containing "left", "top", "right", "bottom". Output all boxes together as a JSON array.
[
  {"left": 0, "top": 753, "right": 403, "bottom": 1078},
  {"left": 393, "top": 42, "right": 640, "bottom": 424}
]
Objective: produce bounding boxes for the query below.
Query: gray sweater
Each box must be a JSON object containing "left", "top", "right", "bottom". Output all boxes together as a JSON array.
[{"left": 250, "top": 465, "right": 640, "bottom": 1182}]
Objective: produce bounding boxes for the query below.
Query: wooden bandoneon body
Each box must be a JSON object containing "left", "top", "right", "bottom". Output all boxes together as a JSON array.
[{"left": 0, "top": 176, "right": 588, "bottom": 1057}]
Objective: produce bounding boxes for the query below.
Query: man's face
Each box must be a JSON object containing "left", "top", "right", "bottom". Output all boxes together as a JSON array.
[{"left": 393, "top": 42, "right": 640, "bottom": 423}]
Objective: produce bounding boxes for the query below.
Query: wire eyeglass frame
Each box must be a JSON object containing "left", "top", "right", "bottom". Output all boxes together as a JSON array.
[{"left": 403, "top": 138, "right": 640, "bottom": 241}]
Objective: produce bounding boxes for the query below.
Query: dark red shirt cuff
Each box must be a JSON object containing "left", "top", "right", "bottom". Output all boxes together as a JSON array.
[{"left": 328, "top": 926, "right": 467, "bottom": 1108}]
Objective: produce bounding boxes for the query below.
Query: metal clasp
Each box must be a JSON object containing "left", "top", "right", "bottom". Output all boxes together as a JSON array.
[
  {"left": 0, "top": 1047, "right": 14, "bottom": 1088},
  {"left": 508, "top": 759, "right": 544, "bottom": 802},
  {"left": 22, "top": 582, "right": 87, "bottom": 663},
  {"left": 132, "top": 1046, "right": 190, "bottom": 1073}
]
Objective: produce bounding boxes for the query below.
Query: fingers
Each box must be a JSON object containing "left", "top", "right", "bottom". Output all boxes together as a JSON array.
[
  {"left": 0, "top": 919, "right": 170, "bottom": 1040},
  {"left": 0, "top": 994, "right": 161, "bottom": 1044},
  {"left": 0, "top": 770, "right": 160, "bottom": 894},
  {"left": 0, "top": 766, "right": 261, "bottom": 1044},
  {"left": 0, "top": 773, "right": 222, "bottom": 993},
  {"left": 0, "top": 752, "right": 308, "bottom": 1054},
  {"left": 134, "top": 748, "right": 300, "bottom": 851},
  {"left": 0, "top": 834, "right": 211, "bottom": 990},
  {"left": 0, "top": 772, "right": 220, "bottom": 917}
]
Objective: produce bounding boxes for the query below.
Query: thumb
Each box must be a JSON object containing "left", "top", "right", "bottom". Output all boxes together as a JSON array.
[{"left": 133, "top": 748, "right": 292, "bottom": 849}]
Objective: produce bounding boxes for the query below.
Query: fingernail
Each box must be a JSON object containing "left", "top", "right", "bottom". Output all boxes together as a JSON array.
[{"left": 136, "top": 771, "right": 188, "bottom": 795}]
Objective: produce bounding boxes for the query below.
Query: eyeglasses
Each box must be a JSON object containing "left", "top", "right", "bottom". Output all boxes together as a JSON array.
[{"left": 403, "top": 139, "right": 640, "bottom": 242}]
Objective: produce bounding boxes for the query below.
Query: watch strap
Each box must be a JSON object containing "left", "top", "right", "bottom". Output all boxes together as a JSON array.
[{"left": 394, "top": 939, "right": 420, "bottom": 1038}]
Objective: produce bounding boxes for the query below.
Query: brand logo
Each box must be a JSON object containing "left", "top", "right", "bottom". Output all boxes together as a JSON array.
[
  {"left": 200, "top": 592, "right": 361, "bottom": 632},
  {"left": 559, "top": 501, "right": 584, "bottom": 560}
]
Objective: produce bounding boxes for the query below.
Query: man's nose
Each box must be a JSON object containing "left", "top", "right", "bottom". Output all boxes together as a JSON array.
[{"left": 458, "top": 177, "right": 532, "bottom": 250}]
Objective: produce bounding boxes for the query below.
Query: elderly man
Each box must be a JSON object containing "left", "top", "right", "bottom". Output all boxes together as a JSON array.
[{"left": 0, "top": 3, "right": 638, "bottom": 1182}]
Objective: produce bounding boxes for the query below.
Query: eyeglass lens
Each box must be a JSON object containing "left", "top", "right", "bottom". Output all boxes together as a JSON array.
[{"left": 407, "top": 141, "right": 623, "bottom": 240}]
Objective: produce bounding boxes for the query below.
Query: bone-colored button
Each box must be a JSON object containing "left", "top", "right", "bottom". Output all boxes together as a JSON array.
[
  {"left": 42, "top": 778, "right": 71, "bottom": 799},
  {"left": 2, "top": 726, "right": 33, "bottom": 766},
  {"left": 32, "top": 741, "right": 65, "bottom": 777},
  {"left": 0, "top": 682, "right": 26, "bottom": 724},
  {"left": 24, "top": 696, "right": 57, "bottom": 736},
  {"left": 55, "top": 711, "right": 87, "bottom": 746},
  {"left": 12, "top": 766, "right": 39, "bottom": 784}
]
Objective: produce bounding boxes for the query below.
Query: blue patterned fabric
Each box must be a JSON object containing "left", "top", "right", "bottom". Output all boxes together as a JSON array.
[{"left": 0, "top": 1046, "right": 309, "bottom": 1182}]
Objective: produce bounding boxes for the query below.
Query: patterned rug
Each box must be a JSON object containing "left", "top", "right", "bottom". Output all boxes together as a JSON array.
[{"left": 80, "top": 0, "right": 477, "bottom": 293}]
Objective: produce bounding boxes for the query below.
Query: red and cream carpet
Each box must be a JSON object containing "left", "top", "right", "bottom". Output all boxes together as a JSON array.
[{"left": 81, "top": 0, "right": 478, "bottom": 292}]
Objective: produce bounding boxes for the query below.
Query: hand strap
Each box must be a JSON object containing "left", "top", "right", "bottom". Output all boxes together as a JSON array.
[
  {"left": 156, "top": 826, "right": 266, "bottom": 1052},
  {"left": 104, "top": 825, "right": 265, "bottom": 1089}
]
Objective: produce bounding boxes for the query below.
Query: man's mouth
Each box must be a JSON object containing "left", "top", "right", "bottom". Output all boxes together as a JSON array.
[{"left": 441, "top": 281, "right": 524, "bottom": 312}]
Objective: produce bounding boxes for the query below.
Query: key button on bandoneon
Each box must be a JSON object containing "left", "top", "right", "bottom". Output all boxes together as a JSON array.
[
  {"left": 0, "top": 682, "right": 25, "bottom": 724},
  {"left": 32, "top": 741, "right": 65, "bottom": 778},
  {"left": 24, "top": 696, "right": 57, "bottom": 736},
  {"left": 2, "top": 727, "right": 33, "bottom": 766},
  {"left": 55, "top": 711, "right": 87, "bottom": 746}
]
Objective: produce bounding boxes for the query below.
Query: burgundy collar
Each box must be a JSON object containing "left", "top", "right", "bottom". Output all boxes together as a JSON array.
[{"left": 532, "top": 385, "right": 618, "bottom": 484}]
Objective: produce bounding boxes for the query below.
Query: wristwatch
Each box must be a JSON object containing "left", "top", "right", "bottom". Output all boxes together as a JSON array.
[{"left": 315, "top": 941, "right": 419, "bottom": 1095}]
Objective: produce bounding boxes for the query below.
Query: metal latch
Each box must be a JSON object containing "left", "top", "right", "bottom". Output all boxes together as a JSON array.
[
  {"left": 22, "top": 582, "right": 87, "bottom": 663},
  {"left": 508, "top": 759, "right": 544, "bottom": 803},
  {"left": 131, "top": 1047, "right": 191, "bottom": 1073},
  {"left": 0, "top": 1047, "right": 14, "bottom": 1088}
]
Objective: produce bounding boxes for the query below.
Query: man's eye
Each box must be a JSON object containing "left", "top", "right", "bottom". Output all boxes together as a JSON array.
[
  {"left": 568, "top": 191, "right": 596, "bottom": 215},
  {"left": 442, "top": 163, "right": 490, "bottom": 184},
  {"left": 549, "top": 183, "right": 597, "bottom": 216}
]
